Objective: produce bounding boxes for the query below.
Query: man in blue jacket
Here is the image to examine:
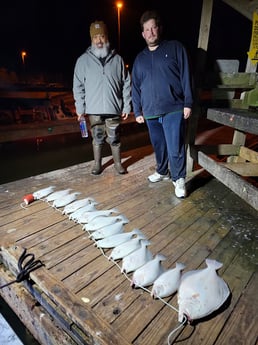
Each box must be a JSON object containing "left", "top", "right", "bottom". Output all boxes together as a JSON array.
[{"left": 132, "top": 10, "right": 193, "bottom": 198}]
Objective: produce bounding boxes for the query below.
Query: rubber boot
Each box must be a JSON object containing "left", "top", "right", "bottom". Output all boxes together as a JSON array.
[
  {"left": 91, "top": 144, "right": 102, "bottom": 175},
  {"left": 111, "top": 145, "right": 126, "bottom": 174}
]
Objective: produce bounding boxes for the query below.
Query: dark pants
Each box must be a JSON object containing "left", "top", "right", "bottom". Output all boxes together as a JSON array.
[
  {"left": 89, "top": 115, "right": 121, "bottom": 146},
  {"left": 146, "top": 112, "right": 186, "bottom": 181}
]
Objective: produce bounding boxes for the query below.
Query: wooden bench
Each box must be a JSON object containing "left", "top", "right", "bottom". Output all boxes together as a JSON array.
[
  {"left": 190, "top": 107, "right": 258, "bottom": 211},
  {"left": 187, "top": 64, "right": 258, "bottom": 211}
]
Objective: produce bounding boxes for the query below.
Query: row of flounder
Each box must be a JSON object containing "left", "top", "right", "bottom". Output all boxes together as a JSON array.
[{"left": 31, "top": 186, "right": 230, "bottom": 323}]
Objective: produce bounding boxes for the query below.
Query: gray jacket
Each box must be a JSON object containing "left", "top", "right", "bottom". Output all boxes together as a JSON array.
[{"left": 73, "top": 47, "right": 131, "bottom": 116}]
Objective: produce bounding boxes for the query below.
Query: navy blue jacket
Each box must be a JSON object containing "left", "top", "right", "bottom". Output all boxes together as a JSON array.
[{"left": 132, "top": 40, "right": 193, "bottom": 119}]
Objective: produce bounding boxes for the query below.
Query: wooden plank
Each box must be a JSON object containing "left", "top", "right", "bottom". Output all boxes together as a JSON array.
[
  {"left": 207, "top": 108, "right": 258, "bottom": 135},
  {"left": 186, "top": 0, "right": 213, "bottom": 174},
  {"left": 227, "top": 129, "right": 247, "bottom": 163},
  {"left": 0, "top": 266, "right": 77, "bottom": 345},
  {"left": 197, "top": 151, "right": 258, "bottom": 210},
  {"left": 197, "top": 0, "right": 213, "bottom": 51},
  {"left": 190, "top": 144, "right": 239, "bottom": 162},
  {"left": 213, "top": 72, "right": 256, "bottom": 88},
  {"left": 0, "top": 207, "right": 66, "bottom": 244},
  {"left": 215, "top": 272, "right": 258, "bottom": 345},
  {"left": 0, "top": 245, "right": 131, "bottom": 345},
  {"left": 221, "top": 162, "right": 258, "bottom": 176},
  {"left": 222, "top": 0, "right": 257, "bottom": 21},
  {"left": 239, "top": 145, "right": 258, "bottom": 162},
  {"left": 1, "top": 145, "right": 257, "bottom": 345},
  {"left": 162, "top": 179, "right": 258, "bottom": 344}
]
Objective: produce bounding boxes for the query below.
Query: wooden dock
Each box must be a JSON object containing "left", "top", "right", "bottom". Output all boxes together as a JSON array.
[{"left": 0, "top": 144, "right": 257, "bottom": 345}]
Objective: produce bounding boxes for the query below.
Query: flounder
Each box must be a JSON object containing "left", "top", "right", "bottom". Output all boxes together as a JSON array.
[
  {"left": 69, "top": 203, "right": 98, "bottom": 221},
  {"left": 89, "top": 221, "right": 125, "bottom": 240},
  {"left": 177, "top": 258, "right": 230, "bottom": 323},
  {"left": 95, "top": 228, "right": 144, "bottom": 248},
  {"left": 76, "top": 208, "right": 119, "bottom": 224},
  {"left": 52, "top": 192, "right": 81, "bottom": 208},
  {"left": 63, "top": 197, "right": 96, "bottom": 215},
  {"left": 131, "top": 253, "right": 166, "bottom": 288},
  {"left": 45, "top": 189, "right": 72, "bottom": 202},
  {"left": 33, "top": 186, "right": 56, "bottom": 199},
  {"left": 108, "top": 234, "right": 147, "bottom": 261},
  {"left": 151, "top": 262, "right": 185, "bottom": 299},
  {"left": 84, "top": 214, "right": 129, "bottom": 232},
  {"left": 121, "top": 239, "right": 153, "bottom": 273}
]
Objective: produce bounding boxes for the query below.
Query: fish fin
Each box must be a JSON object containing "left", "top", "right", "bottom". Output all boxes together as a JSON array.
[
  {"left": 205, "top": 258, "right": 223, "bottom": 270},
  {"left": 176, "top": 262, "right": 186, "bottom": 271},
  {"left": 118, "top": 214, "right": 129, "bottom": 223},
  {"left": 155, "top": 253, "right": 167, "bottom": 262}
]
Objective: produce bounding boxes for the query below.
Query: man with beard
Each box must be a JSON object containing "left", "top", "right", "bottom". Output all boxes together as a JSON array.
[
  {"left": 73, "top": 21, "right": 131, "bottom": 175},
  {"left": 131, "top": 10, "right": 193, "bottom": 198}
]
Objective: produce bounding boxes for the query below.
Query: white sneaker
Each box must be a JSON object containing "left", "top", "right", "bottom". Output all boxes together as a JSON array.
[
  {"left": 148, "top": 171, "right": 170, "bottom": 183},
  {"left": 173, "top": 178, "right": 186, "bottom": 198}
]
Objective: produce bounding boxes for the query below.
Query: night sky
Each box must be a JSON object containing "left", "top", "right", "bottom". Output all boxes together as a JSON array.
[{"left": 0, "top": 0, "right": 252, "bottom": 84}]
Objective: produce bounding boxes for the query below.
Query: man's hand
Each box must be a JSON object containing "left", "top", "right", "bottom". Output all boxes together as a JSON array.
[
  {"left": 77, "top": 114, "right": 85, "bottom": 121},
  {"left": 183, "top": 107, "right": 192, "bottom": 119},
  {"left": 121, "top": 113, "right": 129, "bottom": 120},
  {"left": 136, "top": 115, "right": 145, "bottom": 124}
]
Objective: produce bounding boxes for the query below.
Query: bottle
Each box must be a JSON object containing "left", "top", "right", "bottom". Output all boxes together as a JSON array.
[{"left": 79, "top": 117, "right": 88, "bottom": 138}]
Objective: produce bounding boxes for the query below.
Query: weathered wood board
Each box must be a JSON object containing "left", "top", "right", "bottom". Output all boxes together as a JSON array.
[{"left": 0, "top": 145, "right": 257, "bottom": 345}]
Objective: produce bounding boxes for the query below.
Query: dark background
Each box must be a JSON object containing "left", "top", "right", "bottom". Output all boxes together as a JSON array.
[{"left": 0, "top": 0, "right": 252, "bottom": 84}]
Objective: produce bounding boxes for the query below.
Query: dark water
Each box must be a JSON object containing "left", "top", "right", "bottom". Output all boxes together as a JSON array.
[{"left": 0, "top": 126, "right": 150, "bottom": 184}]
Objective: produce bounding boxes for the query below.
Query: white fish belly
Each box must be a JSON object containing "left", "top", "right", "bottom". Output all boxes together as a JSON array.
[
  {"left": 89, "top": 222, "right": 125, "bottom": 240},
  {"left": 109, "top": 238, "right": 142, "bottom": 260},
  {"left": 63, "top": 197, "right": 95, "bottom": 214},
  {"left": 177, "top": 261, "right": 230, "bottom": 322},
  {"left": 33, "top": 186, "right": 55, "bottom": 199}
]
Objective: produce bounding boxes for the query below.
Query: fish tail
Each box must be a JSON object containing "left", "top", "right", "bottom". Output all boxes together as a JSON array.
[
  {"left": 205, "top": 258, "right": 223, "bottom": 270},
  {"left": 176, "top": 262, "right": 186, "bottom": 270}
]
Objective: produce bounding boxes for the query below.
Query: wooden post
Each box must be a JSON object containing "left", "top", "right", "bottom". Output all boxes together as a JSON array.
[{"left": 186, "top": 0, "right": 213, "bottom": 176}]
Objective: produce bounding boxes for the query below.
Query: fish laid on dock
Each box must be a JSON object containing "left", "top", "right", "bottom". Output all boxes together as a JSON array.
[
  {"left": 177, "top": 258, "right": 230, "bottom": 323},
  {"left": 62, "top": 197, "right": 96, "bottom": 215},
  {"left": 89, "top": 221, "right": 125, "bottom": 240},
  {"left": 95, "top": 228, "right": 144, "bottom": 248},
  {"left": 108, "top": 234, "right": 148, "bottom": 261},
  {"left": 76, "top": 208, "right": 119, "bottom": 224},
  {"left": 131, "top": 254, "right": 167, "bottom": 288},
  {"left": 84, "top": 214, "right": 129, "bottom": 232},
  {"left": 69, "top": 203, "right": 98, "bottom": 221},
  {"left": 151, "top": 262, "right": 185, "bottom": 299},
  {"left": 32, "top": 186, "right": 56, "bottom": 199},
  {"left": 121, "top": 239, "right": 153, "bottom": 273},
  {"left": 52, "top": 192, "right": 81, "bottom": 208},
  {"left": 45, "top": 189, "right": 72, "bottom": 202}
]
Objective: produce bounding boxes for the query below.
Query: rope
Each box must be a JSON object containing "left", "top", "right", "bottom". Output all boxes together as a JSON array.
[
  {"left": 0, "top": 248, "right": 44, "bottom": 289},
  {"left": 167, "top": 315, "right": 188, "bottom": 345}
]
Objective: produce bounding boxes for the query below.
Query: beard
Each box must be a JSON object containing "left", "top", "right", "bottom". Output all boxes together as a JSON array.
[
  {"left": 146, "top": 36, "right": 160, "bottom": 48},
  {"left": 91, "top": 42, "right": 110, "bottom": 58}
]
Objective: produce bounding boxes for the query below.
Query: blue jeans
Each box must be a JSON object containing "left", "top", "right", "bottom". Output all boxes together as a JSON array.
[{"left": 146, "top": 112, "right": 186, "bottom": 181}]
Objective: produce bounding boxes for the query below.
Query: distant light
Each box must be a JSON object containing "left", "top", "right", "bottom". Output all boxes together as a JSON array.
[
  {"left": 21, "top": 51, "right": 27, "bottom": 64},
  {"left": 116, "top": 1, "right": 123, "bottom": 9}
]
